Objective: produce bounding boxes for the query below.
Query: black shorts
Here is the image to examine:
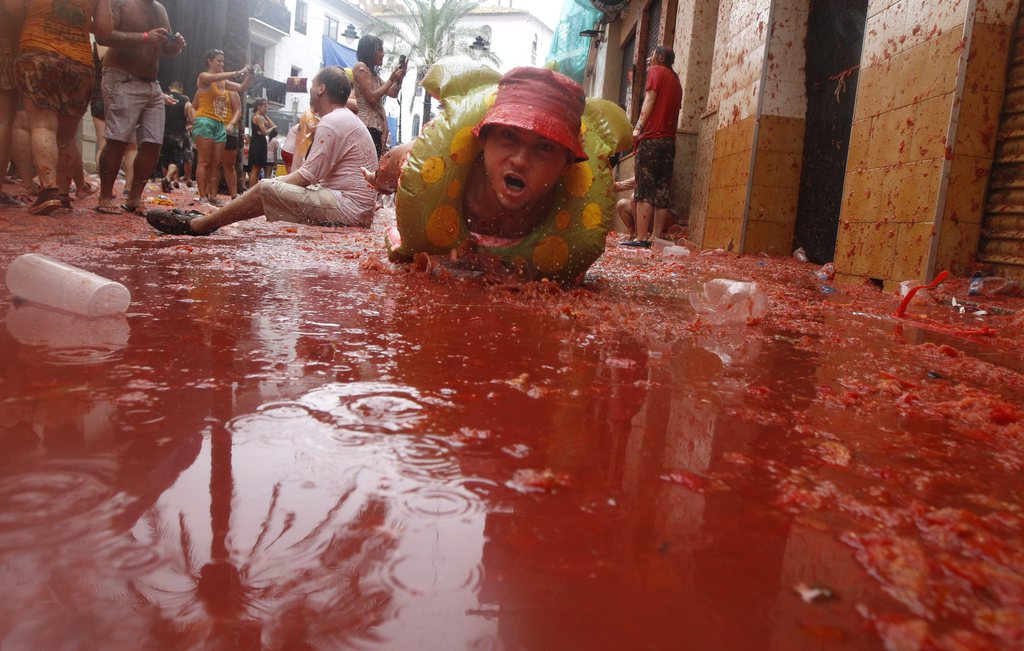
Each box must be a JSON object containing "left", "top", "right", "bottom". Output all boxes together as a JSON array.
[
  {"left": 634, "top": 137, "right": 676, "bottom": 209},
  {"left": 161, "top": 133, "right": 189, "bottom": 169},
  {"left": 225, "top": 134, "right": 239, "bottom": 151}
]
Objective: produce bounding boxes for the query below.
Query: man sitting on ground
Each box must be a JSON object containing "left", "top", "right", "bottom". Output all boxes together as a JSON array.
[{"left": 146, "top": 66, "right": 377, "bottom": 235}]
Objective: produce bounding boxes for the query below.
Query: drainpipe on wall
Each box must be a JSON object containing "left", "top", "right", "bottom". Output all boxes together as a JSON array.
[
  {"left": 925, "top": 0, "right": 977, "bottom": 282},
  {"left": 742, "top": 1, "right": 778, "bottom": 255}
]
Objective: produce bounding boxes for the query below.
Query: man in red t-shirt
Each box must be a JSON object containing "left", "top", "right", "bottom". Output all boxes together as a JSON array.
[{"left": 623, "top": 46, "right": 682, "bottom": 247}]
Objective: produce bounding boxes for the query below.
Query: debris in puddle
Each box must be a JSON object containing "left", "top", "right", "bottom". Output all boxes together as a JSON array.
[
  {"left": 659, "top": 470, "right": 706, "bottom": 492},
  {"left": 689, "top": 279, "right": 768, "bottom": 325},
  {"left": 508, "top": 468, "right": 573, "bottom": 493},
  {"left": 793, "top": 582, "right": 835, "bottom": 603}
]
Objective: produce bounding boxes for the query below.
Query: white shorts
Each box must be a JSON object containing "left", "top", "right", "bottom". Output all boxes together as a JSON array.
[{"left": 260, "top": 178, "right": 370, "bottom": 227}]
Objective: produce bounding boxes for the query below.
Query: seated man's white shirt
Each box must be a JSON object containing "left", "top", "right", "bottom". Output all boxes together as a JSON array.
[{"left": 298, "top": 107, "right": 377, "bottom": 226}]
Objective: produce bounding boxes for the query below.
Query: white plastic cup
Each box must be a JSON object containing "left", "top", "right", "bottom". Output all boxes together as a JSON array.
[
  {"left": 651, "top": 238, "right": 675, "bottom": 253},
  {"left": 5, "top": 253, "right": 131, "bottom": 317},
  {"left": 689, "top": 279, "right": 768, "bottom": 325},
  {"left": 663, "top": 246, "right": 691, "bottom": 258}
]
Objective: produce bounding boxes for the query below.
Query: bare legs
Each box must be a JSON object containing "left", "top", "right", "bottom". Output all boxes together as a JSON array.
[
  {"left": 126, "top": 141, "right": 161, "bottom": 209},
  {"left": 220, "top": 144, "right": 238, "bottom": 201},
  {"left": 11, "top": 110, "right": 34, "bottom": 194},
  {"left": 194, "top": 135, "right": 222, "bottom": 203},
  {"left": 615, "top": 197, "right": 636, "bottom": 239},
  {"left": 186, "top": 180, "right": 265, "bottom": 234},
  {"left": 22, "top": 97, "right": 82, "bottom": 212},
  {"left": 634, "top": 200, "right": 654, "bottom": 242},
  {"left": 0, "top": 89, "right": 17, "bottom": 204},
  {"left": 247, "top": 161, "right": 261, "bottom": 189}
]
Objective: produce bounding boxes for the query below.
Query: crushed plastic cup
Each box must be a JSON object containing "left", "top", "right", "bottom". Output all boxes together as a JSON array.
[
  {"left": 898, "top": 279, "right": 931, "bottom": 305},
  {"left": 690, "top": 279, "right": 768, "bottom": 325},
  {"left": 793, "top": 247, "right": 809, "bottom": 262},
  {"left": 650, "top": 238, "right": 675, "bottom": 253},
  {"left": 663, "top": 246, "right": 691, "bottom": 258},
  {"left": 814, "top": 262, "right": 835, "bottom": 282},
  {"left": 968, "top": 276, "right": 1020, "bottom": 297},
  {"left": 5, "top": 253, "right": 131, "bottom": 317}
]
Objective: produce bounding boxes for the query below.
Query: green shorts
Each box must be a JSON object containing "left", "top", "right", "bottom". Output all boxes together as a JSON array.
[{"left": 192, "top": 116, "right": 226, "bottom": 144}]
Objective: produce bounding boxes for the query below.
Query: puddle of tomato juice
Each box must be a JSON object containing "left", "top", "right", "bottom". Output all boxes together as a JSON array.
[{"left": 0, "top": 230, "right": 1020, "bottom": 650}]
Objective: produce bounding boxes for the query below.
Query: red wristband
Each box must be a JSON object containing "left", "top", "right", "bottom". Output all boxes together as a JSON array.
[{"left": 142, "top": 31, "right": 148, "bottom": 42}]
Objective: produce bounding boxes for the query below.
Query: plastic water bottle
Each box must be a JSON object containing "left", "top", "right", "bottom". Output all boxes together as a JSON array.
[
  {"left": 5, "top": 253, "right": 131, "bottom": 317},
  {"left": 690, "top": 279, "right": 768, "bottom": 325},
  {"left": 663, "top": 246, "right": 691, "bottom": 258}
]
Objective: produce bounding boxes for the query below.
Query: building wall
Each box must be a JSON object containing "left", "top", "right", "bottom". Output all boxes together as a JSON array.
[
  {"left": 835, "top": 0, "right": 1016, "bottom": 287},
  {"left": 676, "top": 0, "right": 1017, "bottom": 280},
  {"left": 698, "top": 0, "right": 773, "bottom": 250},
  {"left": 671, "top": 0, "right": 718, "bottom": 222},
  {"left": 272, "top": 0, "right": 371, "bottom": 117},
  {"left": 745, "top": 2, "right": 806, "bottom": 255}
]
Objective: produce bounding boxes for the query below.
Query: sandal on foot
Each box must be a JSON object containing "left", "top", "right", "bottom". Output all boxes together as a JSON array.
[
  {"left": 122, "top": 203, "right": 147, "bottom": 216},
  {"left": 29, "top": 188, "right": 63, "bottom": 215},
  {"left": 0, "top": 191, "right": 23, "bottom": 208},
  {"left": 94, "top": 203, "right": 123, "bottom": 215},
  {"left": 146, "top": 209, "right": 210, "bottom": 236},
  {"left": 160, "top": 177, "right": 173, "bottom": 193},
  {"left": 620, "top": 239, "right": 652, "bottom": 248}
]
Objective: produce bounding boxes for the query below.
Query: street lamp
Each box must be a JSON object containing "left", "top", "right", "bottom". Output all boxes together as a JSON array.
[
  {"left": 470, "top": 35, "right": 489, "bottom": 58},
  {"left": 342, "top": 24, "right": 358, "bottom": 45}
]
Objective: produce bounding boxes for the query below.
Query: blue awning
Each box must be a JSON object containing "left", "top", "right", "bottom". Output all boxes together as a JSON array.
[{"left": 322, "top": 37, "right": 358, "bottom": 68}]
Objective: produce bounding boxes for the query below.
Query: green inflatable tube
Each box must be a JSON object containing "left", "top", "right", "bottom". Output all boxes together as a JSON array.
[{"left": 389, "top": 59, "right": 632, "bottom": 284}]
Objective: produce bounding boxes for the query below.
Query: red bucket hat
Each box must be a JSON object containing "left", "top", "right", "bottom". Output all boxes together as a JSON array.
[{"left": 473, "top": 67, "right": 588, "bottom": 162}]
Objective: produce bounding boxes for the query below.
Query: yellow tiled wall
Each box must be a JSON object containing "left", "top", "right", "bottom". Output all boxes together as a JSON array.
[
  {"left": 937, "top": 14, "right": 1013, "bottom": 274},
  {"left": 691, "top": 0, "right": 1015, "bottom": 273},
  {"left": 836, "top": 0, "right": 1017, "bottom": 285},
  {"left": 745, "top": 115, "right": 805, "bottom": 255},
  {"left": 704, "top": 117, "right": 754, "bottom": 250}
]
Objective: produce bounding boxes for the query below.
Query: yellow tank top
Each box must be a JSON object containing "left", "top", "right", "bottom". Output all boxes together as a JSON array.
[
  {"left": 19, "top": 0, "right": 93, "bottom": 67},
  {"left": 195, "top": 82, "right": 230, "bottom": 124}
]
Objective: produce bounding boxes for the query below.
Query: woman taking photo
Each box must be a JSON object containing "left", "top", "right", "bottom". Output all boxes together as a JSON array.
[
  {"left": 246, "top": 98, "right": 277, "bottom": 188},
  {"left": 192, "top": 48, "right": 252, "bottom": 206},
  {"left": 352, "top": 34, "right": 406, "bottom": 158}
]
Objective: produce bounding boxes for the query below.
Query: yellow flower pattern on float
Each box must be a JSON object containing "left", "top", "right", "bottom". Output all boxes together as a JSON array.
[
  {"left": 426, "top": 204, "right": 460, "bottom": 247},
  {"left": 564, "top": 162, "right": 593, "bottom": 198},
  {"left": 532, "top": 236, "right": 570, "bottom": 275}
]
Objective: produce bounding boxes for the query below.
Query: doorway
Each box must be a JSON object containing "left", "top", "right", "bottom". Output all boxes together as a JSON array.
[{"left": 793, "top": 0, "right": 867, "bottom": 264}]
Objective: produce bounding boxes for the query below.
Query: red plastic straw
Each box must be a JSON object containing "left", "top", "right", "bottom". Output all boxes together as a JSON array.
[{"left": 894, "top": 270, "right": 950, "bottom": 318}]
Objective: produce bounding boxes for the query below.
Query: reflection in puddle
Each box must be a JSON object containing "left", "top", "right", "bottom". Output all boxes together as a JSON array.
[
  {"left": 6, "top": 302, "right": 129, "bottom": 365},
  {"left": 1, "top": 258, "right": 1020, "bottom": 650}
]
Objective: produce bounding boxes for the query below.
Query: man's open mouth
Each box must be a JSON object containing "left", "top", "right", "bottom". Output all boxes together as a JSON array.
[{"left": 503, "top": 174, "right": 526, "bottom": 194}]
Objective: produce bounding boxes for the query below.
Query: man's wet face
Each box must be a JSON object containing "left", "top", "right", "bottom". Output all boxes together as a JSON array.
[{"left": 479, "top": 125, "right": 571, "bottom": 213}]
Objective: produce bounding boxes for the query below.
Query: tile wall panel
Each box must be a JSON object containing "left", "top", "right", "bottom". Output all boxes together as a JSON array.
[
  {"left": 891, "top": 221, "right": 936, "bottom": 279},
  {"left": 976, "top": 0, "right": 1021, "bottom": 26},
  {"left": 836, "top": 0, "right": 975, "bottom": 283}
]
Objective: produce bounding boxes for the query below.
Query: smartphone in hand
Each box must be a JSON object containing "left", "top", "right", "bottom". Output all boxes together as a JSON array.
[{"left": 398, "top": 55, "right": 408, "bottom": 68}]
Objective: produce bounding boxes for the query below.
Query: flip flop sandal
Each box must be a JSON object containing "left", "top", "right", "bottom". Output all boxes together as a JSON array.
[
  {"left": 94, "top": 204, "right": 123, "bottom": 215},
  {"left": 29, "top": 190, "right": 63, "bottom": 215},
  {"left": 146, "top": 209, "right": 211, "bottom": 236},
  {"left": 122, "top": 203, "right": 148, "bottom": 216}
]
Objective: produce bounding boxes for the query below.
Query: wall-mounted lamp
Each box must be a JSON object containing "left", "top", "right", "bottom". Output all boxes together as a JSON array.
[
  {"left": 470, "top": 35, "right": 490, "bottom": 58},
  {"left": 342, "top": 24, "right": 358, "bottom": 45},
  {"left": 580, "top": 28, "right": 605, "bottom": 47}
]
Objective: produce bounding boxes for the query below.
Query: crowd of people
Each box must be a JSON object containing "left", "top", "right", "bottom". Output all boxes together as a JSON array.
[{"left": 1, "top": 2, "right": 683, "bottom": 279}]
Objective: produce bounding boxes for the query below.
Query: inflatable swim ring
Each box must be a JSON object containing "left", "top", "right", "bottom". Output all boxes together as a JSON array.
[{"left": 389, "top": 59, "right": 632, "bottom": 284}]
